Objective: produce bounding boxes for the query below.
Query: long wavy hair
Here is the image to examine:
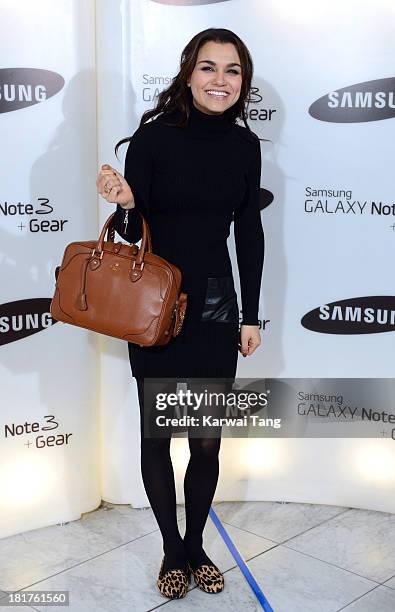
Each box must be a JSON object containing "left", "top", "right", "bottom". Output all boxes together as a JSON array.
[{"left": 115, "top": 27, "right": 260, "bottom": 159}]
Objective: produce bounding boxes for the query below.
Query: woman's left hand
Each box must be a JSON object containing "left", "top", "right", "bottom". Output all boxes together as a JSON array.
[{"left": 238, "top": 325, "right": 261, "bottom": 357}]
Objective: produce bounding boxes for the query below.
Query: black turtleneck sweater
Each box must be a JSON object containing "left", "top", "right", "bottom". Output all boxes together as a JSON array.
[{"left": 112, "top": 94, "right": 264, "bottom": 331}]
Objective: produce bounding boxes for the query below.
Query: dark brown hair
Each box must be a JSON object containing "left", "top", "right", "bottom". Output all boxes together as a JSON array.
[{"left": 115, "top": 27, "right": 259, "bottom": 159}]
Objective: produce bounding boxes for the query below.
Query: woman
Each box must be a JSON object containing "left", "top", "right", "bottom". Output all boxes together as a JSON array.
[{"left": 96, "top": 28, "right": 264, "bottom": 599}]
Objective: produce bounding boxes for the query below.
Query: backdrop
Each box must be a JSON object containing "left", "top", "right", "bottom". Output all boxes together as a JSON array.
[
  {"left": 0, "top": 0, "right": 100, "bottom": 538},
  {"left": 1, "top": 0, "right": 394, "bottom": 538}
]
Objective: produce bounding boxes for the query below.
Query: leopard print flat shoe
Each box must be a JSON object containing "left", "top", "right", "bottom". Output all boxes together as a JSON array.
[
  {"left": 188, "top": 561, "right": 225, "bottom": 593},
  {"left": 157, "top": 556, "right": 191, "bottom": 599}
]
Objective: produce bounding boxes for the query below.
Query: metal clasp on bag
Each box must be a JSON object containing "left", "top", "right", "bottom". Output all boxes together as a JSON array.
[
  {"left": 91, "top": 249, "right": 104, "bottom": 260},
  {"left": 130, "top": 258, "right": 145, "bottom": 282},
  {"left": 89, "top": 249, "right": 104, "bottom": 271}
]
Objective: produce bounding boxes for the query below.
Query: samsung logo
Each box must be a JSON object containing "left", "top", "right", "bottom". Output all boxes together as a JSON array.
[
  {"left": 0, "top": 68, "right": 64, "bottom": 114},
  {"left": 302, "top": 296, "right": 395, "bottom": 334},
  {"left": 0, "top": 299, "right": 57, "bottom": 346},
  {"left": 309, "top": 78, "right": 395, "bottom": 123}
]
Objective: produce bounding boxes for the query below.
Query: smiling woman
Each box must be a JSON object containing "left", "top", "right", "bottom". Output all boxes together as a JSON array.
[
  {"left": 188, "top": 42, "right": 242, "bottom": 113},
  {"left": 97, "top": 27, "right": 265, "bottom": 600}
]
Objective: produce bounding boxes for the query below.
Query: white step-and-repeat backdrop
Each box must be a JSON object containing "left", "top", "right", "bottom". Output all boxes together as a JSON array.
[
  {"left": 1, "top": 0, "right": 394, "bottom": 538},
  {"left": 0, "top": 1, "right": 100, "bottom": 538}
]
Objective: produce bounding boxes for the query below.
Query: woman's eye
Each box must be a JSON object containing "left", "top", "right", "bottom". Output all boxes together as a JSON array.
[{"left": 201, "top": 66, "right": 240, "bottom": 75}]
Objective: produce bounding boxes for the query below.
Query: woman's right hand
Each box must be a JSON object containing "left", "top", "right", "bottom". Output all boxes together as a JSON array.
[{"left": 96, "top": 164, "right": 135, "bottom": 209}]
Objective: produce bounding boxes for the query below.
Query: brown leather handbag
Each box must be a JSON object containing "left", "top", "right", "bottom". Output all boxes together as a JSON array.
[{"left": 50, "top": 211, "right": 188, "bottom": 346}]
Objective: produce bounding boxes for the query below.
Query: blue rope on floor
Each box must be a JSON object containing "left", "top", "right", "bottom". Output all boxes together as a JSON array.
[{"left": 209, "top": 506, "right": 274, "bottom": 612}]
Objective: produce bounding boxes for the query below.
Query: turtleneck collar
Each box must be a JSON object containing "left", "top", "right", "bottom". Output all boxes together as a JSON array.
[{"left": 187, "top": 89, "right": 234, "bottom": 136}]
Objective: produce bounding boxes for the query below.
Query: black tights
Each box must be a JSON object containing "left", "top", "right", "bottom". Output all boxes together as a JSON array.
[{"left": 135, "top": 377, "right": 223, "bottom": 572}]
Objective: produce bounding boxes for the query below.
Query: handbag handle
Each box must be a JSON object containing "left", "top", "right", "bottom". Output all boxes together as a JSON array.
[
  {"left": 75, "top": 210, "right": 153, "bottom": 310},
  {"left": 94, "top": 211, "right": 152, "bottom": 256}
]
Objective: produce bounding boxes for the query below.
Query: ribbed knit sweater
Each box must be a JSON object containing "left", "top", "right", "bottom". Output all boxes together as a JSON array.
[{"left": 112, "top": 91, "right": 264, "bottom": 331}]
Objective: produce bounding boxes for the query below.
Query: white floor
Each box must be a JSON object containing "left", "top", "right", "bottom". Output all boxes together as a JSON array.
[{"left": 0, "top": 500, "right": 394, "bottom": 612}]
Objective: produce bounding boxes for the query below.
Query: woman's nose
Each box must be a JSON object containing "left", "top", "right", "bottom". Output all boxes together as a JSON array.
[{"left": 212, "top": 73, "right": 227, "bottom": 85}]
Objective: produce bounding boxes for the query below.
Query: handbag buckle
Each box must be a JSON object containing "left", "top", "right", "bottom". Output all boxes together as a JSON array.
[
  {"left": 132, "top": 260, "right": 144, "bottom": 271},
  {"left": 91, "top": 249, "right": 104, "bottom": 260}
]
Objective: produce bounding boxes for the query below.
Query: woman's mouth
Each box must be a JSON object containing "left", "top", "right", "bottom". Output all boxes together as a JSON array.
[{"left": 205, "top": 90, "right": 230, "bottom": 100}]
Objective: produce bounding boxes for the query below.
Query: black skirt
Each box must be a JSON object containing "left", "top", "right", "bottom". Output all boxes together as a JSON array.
[{"left": 128, "top": 276, "right": 240, "bottom": 380}]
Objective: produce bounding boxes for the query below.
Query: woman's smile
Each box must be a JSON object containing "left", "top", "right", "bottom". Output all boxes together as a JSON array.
[{"left": 189, "top": 40, "right": 242, "bottom": 114}]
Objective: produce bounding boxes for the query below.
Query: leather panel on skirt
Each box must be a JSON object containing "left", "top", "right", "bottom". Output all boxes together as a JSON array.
[{"left": 200, "top": 276, "right": 239, "bottom": 323}]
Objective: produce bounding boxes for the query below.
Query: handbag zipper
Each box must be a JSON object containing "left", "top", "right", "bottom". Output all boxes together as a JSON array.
[{"left": 123, "top": 209, "right": 129, "bottom": 233}]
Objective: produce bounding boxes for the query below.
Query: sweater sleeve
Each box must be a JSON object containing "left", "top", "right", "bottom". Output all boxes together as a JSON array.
[
  {"left": 111, "top": 123, "right": 153, "bottom": 243},
  {"left": 233, "top": 134, "right": 265, "bottom": 326}
]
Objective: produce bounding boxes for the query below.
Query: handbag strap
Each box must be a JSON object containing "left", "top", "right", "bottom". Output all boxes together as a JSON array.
[
  {"left": 76, "top": 210, "right": 154, "bottom": 310},
  {"left": 96, "top": 211, "right": 152, "bottom": 254}
]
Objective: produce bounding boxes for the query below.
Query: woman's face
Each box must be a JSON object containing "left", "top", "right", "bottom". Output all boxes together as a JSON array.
[{"left": 188, "top": 41, "right": 242, "bottom": 115}]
